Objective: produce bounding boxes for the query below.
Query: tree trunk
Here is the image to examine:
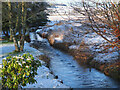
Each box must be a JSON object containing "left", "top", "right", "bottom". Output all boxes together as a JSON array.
[
  {"left": 12, "top": 31, "right": 20, "bottom": 52},
  {"left": 9, "top": 29, "right": 12, "bottom": 41},
  {"left": 2, "top": 30, "right": 9, "bottom": 39},
  {"left": 8, "top": 1, "right": 20, "bottom": 51},
  {"left": 20, "top": 2, "right": 26, "bottom": 51},
  {"left": 20, "top": 34, "right": 24, "bottom": 51},
  {"left": 8, "top": 2, "right": 12, "bottom": 41},
  {"left": 15, "top": 3, "right": 21, "bottom": 34}
]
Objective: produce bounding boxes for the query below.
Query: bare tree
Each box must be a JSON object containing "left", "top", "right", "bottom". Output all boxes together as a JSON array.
[{"left": 72, "top": 0, "right": 120, "bottom": 49}]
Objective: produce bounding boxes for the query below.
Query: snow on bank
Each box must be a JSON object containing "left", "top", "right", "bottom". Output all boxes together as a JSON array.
[
  {"left": 0, "top": 43, "right": 69, "bottom": 88},
  {"left": 0, "top": 43, "right": 15, "bottom": 64},
  {"left": 69, "top": 45, "right": 79, "bottom": 49},
  {"left": 23, "top": 65, "right": 68, "bottom": 88},
  {"left": 37, "top": 19, "right": 120, "bottom": 63},
  {"left": 83, "top": 32, "right": 119, "bottom": 63},
  {"left": 94, "top": 52, "right": 119, "bottom": 63},
  {"left": 84, "top": 33, "right": 105, "bottom": 45}
]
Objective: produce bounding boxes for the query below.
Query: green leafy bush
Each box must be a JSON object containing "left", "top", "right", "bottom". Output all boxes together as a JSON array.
[{"left": 2, "top": 53, "right": 41, "bottom": 89}]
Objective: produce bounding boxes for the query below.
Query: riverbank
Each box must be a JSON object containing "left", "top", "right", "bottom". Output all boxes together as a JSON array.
[
  {"left": 29, "top": 40, "right": 120, "bottom": 88},
  {"left": 36, "top": 20, "right": 120, "bottom": 81},
  {"left": 0, "top": 42, "right": 69, "bottom": 88},
  {"left": 52, "top": 42, "right": 120, "bottom": 81}
]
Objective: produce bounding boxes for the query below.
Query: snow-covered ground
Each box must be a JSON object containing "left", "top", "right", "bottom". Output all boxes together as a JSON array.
[
  {"left": 44, "top": 3, "right": 120, "bottom": 64},
  {"left": 36, "top": 19, "right": 120, "bottom": 63},
  {"left": 0, "top": 42, "right": 69, "bottom": 88},
  {"left": 0, "top": 43, "right": 15, "bottom": 62},
  {"left": 23, "top": 65, "right": 68, "bottom": 88}
]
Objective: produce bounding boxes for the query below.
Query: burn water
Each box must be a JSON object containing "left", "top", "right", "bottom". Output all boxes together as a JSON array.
[
  {"left": 35, "top": 42, "right": 120, "bottom": 88},
  {"left": 30, "top": 33, "right": 120, "bottom": 88}
]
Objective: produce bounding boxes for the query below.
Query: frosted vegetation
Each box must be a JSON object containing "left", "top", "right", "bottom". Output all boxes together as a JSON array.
[{"left": 1, "top": 0, "right": 120, "bottom": 89}]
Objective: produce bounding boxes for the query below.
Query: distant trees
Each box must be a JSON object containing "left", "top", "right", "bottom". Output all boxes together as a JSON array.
[
  {"left": 73, "top": 0, "right": 120, "bottom": 49},
  {"left": 2, "top": 1, "right": 49, "bottom": 52}
]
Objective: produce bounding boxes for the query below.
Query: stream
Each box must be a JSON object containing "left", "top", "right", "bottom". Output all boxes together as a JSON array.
[
  {"left": 30, "top": 33, "right": 120, "bottom": 88},
  {"left": 37, "top": 42, "right": 120, "bottom": 88}
]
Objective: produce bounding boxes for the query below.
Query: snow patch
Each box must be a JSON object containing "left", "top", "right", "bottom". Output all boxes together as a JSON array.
[
  {"left": 36, "top": 34, "right": 44, "bottom": 41},
  {"left": 84, "top": 33, "right": 105, "bottom": 45},
  {"left": 29, "top": 33, "right": 36, "bottom": 41},
  {"left": 94, "top": 52, "right": 119, "bottom": 62},
  {"left": 72, "top": 23, "right": 82, "bottom": 27},
  {"left": 69, "top": 45, "right": 79, "bottom": 49},
  {"left": 54, "top": 36, "right": 63, "bottom": 41},
  {"left": 23, "top": 65, "right": 68, "bottom": 88},
  {"left": 36, "top": 29, "right": 42, "bottom": 32}
]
